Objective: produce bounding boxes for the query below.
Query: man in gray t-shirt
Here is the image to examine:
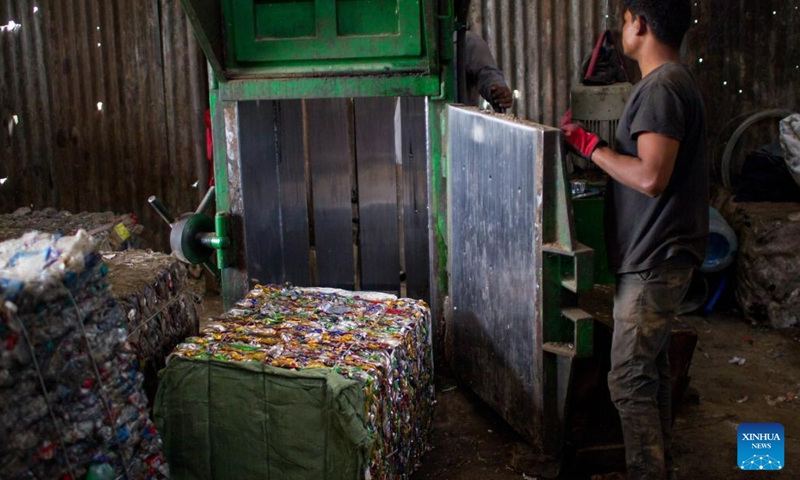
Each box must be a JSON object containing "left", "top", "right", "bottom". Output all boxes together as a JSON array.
[
  {"left": 562, "top": 1, "right": 707, "bottom": 479},
  {"left": 607, "top": 62, "right": 708, "bottom": 273}
]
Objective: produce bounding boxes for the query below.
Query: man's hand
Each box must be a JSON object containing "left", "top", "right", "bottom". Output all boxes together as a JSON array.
[
  {"left": 560, "top": 110, "right": 606, "bottom": 160},
  {"left": 490, "top": 84, "right": 513, "bottom": 109}
]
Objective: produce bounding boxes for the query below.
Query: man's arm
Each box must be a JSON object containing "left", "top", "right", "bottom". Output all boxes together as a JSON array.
[
  {"left": 465, "top": 32, "right": 512, "bottom": 109},
  {"left": 591, "top": 133, "right": 680, "bottom": 198}
]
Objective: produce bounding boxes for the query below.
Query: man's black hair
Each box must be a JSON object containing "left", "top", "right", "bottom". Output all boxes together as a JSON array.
[{"left": 623, "top": 0, "right": 692, "bottom": 49}]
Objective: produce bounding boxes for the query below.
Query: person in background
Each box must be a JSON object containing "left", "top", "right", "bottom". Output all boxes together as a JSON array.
[
  {"left": 455, "top": 0, "right": 513, "bottom": 111},
  {"left": 464, "top": 31, "right": 513, "bottom": 110},
  {"left": 561, "top": 1, "right": 708, "bottom": 479}
]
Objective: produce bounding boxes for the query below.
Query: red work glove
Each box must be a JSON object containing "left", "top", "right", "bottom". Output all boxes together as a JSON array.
[{"left": 560, "top": 110, "right": 607, "bottom": 160}]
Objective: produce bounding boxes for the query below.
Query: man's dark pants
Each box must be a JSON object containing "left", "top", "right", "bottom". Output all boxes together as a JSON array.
[{"left": 609, "top": 255, "right": 693, "bottom": 480}]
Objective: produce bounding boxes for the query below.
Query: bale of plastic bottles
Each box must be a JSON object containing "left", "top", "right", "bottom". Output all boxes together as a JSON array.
[
  {"left": 0, "top": 207, "right": 144, "bottom": 251},
  {"left": 0, "top": 231, "right": 168, "bottom": 479},
  {"left": 102, "top": 249, "right": 200, "bottom": 406},
  {"left": 714, "top": 189, "right": 800, "bottom": 328}
]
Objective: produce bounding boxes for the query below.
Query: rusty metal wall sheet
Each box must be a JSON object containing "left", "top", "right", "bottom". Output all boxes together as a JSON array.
[
  {"left": 275, "top": 100, "right": 312, "bottom": 286},
  {"left": 238, "top": 100, "right": 283, "bottom": 286},
  {"left": 306, "top": 98, "right": 357, "bottom": 290},
  {"left": 353, "top": 97, "right": 401, "bottom": 292},
  {"left": 237, "top": 99, "right": 315, "bottom": 288},
  {"left": 226, "top": 97, "right": 431, "bottom": 299},
  {"left": 0, "top": 0, "right": 208, "bottom": 251},
  {"left": 471, "top": 0, "right": 799, "bottom": 150},
  {"left": 400, "top": 97, "right": 430, "bottom": 301},
  {"left": 447, "top": 105, "right": 546, "bottom": 443},
  {"left": 469, "top": 0, "right": 610, "bottom": 127}
]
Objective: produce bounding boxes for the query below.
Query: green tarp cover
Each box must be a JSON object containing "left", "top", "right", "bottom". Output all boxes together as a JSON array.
[{"left": 154, "top": 357, "right": 369, "bottom": 480}]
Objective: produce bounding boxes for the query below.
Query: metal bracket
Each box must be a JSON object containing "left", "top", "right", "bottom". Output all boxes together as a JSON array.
[
  {"left": 148, "top": 186, "right": 231, "bottom": 275},
  {"left": 543, "top": 242, "right": 595, "bottom": 293}
]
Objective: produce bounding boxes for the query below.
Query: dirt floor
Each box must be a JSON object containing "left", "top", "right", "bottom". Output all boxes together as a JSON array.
[
  {"left": 408, "top": 311, "right": 800, "bottom": 480},
  {"left": 194, "top": 283, "right": 800, "bottom": 480}
]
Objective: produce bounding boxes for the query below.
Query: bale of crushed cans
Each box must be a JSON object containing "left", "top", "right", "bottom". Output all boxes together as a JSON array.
[
  {"left": 155, "top": 284, "right": 434, "bottom": 480},
  {"left": 102, "top": 249, "right": 200, "bottom": 407},
  {"left": 0, "top": 207, "right": 144, "bottom": 251},
  {"left": 0, "top": 231, "right": 168, "bottom": 479}
]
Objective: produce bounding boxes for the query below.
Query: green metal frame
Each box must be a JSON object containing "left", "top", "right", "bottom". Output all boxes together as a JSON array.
[
  {"left": 538, "top": 134, "right": 595, "bottom": 472},
  {"left": 218, "top": 75, "right": 441, "bottom": 102},
  {"left": 540, "top": 135, "right": 595, "bottom": 357},
  {"left": 226, "top": 0, "right": 423, "bottom": 63},
  {"left": 572, "top": 196, "right": 615, "bottom": 285},
  {"left": 181, "top": 0, "right": 442, "bottom": 82},
  {"left": 193, "top": 0, "right": 454, "bottom": 309}
]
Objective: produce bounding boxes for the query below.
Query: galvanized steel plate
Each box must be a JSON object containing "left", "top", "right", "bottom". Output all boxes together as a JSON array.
[{"left": 448, "top": 105, "right": 560, "bottom": 442}]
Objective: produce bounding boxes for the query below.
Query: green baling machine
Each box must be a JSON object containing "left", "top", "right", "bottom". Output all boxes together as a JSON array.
[{"left": 157, "top": 1, "right": 652, "bottom": 477}]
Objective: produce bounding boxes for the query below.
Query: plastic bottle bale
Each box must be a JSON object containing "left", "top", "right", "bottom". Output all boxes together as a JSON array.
[
  {"left": 0, "top": 231, "right": 168, "bottom": 479},
  {"left": 101, "top": 249, "right": 200, "bottom": 405},
  {"left": 155, "top": 284, "right": 434, "bottom": 480},
  {"left": 714, "top": 193, "right": 800, "bottom": 328},
  {"left": 0, "top": 208, "right": 144, "bottom": 251}
]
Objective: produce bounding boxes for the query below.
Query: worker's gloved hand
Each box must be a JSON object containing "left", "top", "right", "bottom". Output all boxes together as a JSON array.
[
  {"left": 490, "top": 84, "right": 513, "bottom": 110},
  {"left": 560, "top": 110, "right": 607, "bottom": 160}
]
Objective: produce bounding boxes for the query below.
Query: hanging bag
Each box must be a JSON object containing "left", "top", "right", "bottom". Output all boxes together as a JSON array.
[{"left": 580, "top": 30, "right": 629, "bottom": 85}]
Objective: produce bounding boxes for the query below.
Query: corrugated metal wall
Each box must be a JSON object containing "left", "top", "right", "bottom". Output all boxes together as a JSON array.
[
  {"left": 683, "top": 0, "right": 799, "bottom": 179},
  {"left": 471, "top": 0, "right": 799, "bottom": 153},
  {"left": 1, "top": 0, "right": 797, "bottom": 251},
  {"left": 469, "top": 0, "right": 614, "bottom": 126},
  {"left": 0, "top": 0, "right": 208, "bottom": 251}
]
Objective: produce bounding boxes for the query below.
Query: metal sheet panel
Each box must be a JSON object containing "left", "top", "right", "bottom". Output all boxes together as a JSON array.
[
  {"left": 238, "top": 100, "right": 282, "bottom": 285},
  {"left": 400, "top": 97, "right": 430, "bottom": 301},
  {"left": 276, "top": 100, "right": 312, "bottom": 286},
  {"left": 448, "top": 106, "right": 545, "bottom": 443},
  {"left": 306, "top": 98, "right": 356, "bottom": 289},
  {"left": 354, "top": 97, "right": 401, "bottom": 292},
  {"left": 229, "top": 97, "right": 430, "bottom": 297}
]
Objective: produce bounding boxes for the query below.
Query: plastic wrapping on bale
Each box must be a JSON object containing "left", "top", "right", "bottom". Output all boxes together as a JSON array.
[
  {"left": 0, "top": 208, "right": 143, "bottom": 251},
  {"left": 155, "top": 285, "right": 434, "bottom": 480},
  {"left": 102, "top": 249, "right": 200, "bottom": 405},
  {"left": 0, "top": 231, "right": 168, "bottom": 479}
]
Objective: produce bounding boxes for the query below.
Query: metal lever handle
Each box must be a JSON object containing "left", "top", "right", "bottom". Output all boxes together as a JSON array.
[
  {"left": 148, "top": 196, "right": 175, "bottom": 225},
  {"left": 195, "top": 186, "right": 216, "bottom": 215}
]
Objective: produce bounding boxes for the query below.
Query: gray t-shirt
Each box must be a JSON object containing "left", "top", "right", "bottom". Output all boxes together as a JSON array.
[{"left": 606, "top": 62, "right": 709, "bottom": 273}]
